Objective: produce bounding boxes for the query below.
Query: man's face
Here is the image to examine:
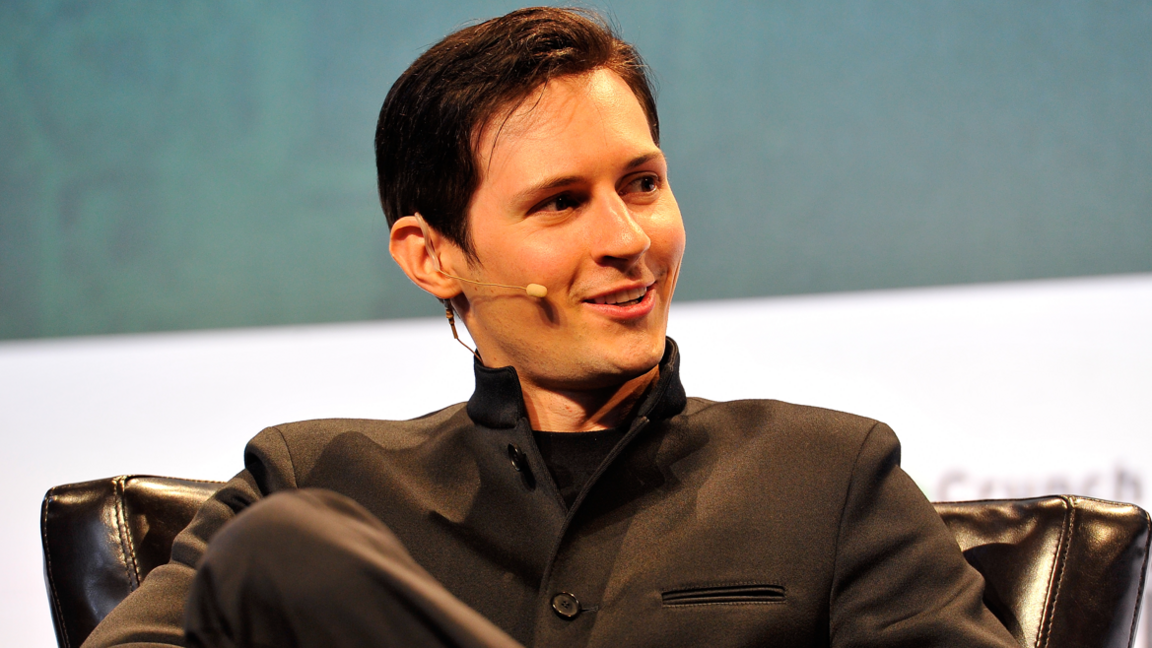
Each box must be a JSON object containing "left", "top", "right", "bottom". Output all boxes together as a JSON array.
[{"left": 449, "top": 68, "right": 685, "bottom": 391}]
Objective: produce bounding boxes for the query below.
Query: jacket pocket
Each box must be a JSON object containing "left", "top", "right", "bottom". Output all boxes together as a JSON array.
[{"left": 661, "top": 583, "right": 786, "bottom": 606}]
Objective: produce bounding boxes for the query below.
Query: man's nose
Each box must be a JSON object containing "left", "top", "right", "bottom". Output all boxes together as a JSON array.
[{"left": 592, "top": 192, "right": 651, "bottom": 266}]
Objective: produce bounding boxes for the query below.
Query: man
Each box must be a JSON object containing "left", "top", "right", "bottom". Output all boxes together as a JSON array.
[{"left": 83, "top": 7, "right": 1018, "bottom": 648}]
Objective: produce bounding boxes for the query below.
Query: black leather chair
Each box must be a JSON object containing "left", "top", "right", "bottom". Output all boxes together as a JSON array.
[
  {"left": 42, "top": 476, "right": 1152, "bottom": 648},
  {"left": 936, "top": 497, "right": 1150, "bottom": 648},
  {"left": 41, "top": 476, "right": 221, "bottom": 648}
]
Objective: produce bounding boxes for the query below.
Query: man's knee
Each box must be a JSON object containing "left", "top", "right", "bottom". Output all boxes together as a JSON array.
[
  {"left": 186, "top": 489, "right": 476, "bottom": 648},
  {"left": 196, "top": 489, "right": 410, "bottom": 605}
]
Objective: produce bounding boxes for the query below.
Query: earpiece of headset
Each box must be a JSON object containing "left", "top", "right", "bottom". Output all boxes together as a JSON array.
[{"left": 413, "top": 213, "right": 547, "bottom": 298}]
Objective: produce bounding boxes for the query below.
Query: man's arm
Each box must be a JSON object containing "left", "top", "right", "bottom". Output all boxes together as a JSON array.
[
  {"left": 81, "top": 427, "right": 296, "bottom": 648},
  {"left": 829, "top": 423, "right": 1019, "bottom": 648}
]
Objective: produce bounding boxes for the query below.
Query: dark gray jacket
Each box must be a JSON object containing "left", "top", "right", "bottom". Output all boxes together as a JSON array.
[{"left": 84, "top": 340, "right": 1017, "bottom": 648}]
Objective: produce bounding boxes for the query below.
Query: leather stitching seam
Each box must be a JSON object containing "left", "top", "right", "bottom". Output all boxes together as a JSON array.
[
  {"left": 1037, "top": 497, "right": 1074, "bottom": 648},
  {"left": 112, "top": 476, "right": 142, "bottom": 590}
]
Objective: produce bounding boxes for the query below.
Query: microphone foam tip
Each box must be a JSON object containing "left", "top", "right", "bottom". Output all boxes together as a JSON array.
[{"left": 525, "top": 284, "right": 548, "bottom": 298}]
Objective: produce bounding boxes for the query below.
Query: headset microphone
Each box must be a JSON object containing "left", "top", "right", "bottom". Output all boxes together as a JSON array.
[
  {"left": 411, "top": 212, "right": 548, "bottom": 360},
  {"left": 435, "top": 270, "right": 548, "bottom": 298}
]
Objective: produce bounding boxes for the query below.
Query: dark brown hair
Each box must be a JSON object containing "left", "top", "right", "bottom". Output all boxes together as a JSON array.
[{"left": 374, "top": 7, "right": 659, "bottom": 258}]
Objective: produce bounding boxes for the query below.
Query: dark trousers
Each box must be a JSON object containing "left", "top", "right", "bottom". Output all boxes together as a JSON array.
[{"left": 184, "top": 489, "right": 524, "bottom": 648}]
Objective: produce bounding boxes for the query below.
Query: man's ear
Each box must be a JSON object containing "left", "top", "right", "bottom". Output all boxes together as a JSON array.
[{"left": 389, "top": 215, "right": 462, "bottom": 300}]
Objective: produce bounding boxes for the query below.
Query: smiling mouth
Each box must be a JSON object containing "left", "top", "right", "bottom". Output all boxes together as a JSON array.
[{"left": 590, "top": 285, "right": 650, "bottom": 306}]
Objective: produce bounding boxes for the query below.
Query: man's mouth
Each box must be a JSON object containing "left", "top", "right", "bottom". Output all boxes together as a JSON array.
[{"left": 590, "top": 286, "right": 649, "bottom": 306}]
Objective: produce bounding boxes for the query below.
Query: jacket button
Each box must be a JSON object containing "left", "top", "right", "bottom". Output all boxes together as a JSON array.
[
  {"left": 507, "top": 444, "right": 528, "bottom": 472},
  {"left": 551, "top": 592, "right": 581, "bottom": 619}
]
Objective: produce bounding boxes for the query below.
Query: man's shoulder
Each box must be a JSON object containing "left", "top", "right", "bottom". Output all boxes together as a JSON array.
[
  {"left": 276, "top": 402, "right": 467, "bottom": 430},
  {"left": 680, "top": 395, "right": 891, "bottom": 456},
  {"left": 684, "top": 395, "right": 881, "bottom": 430},
  {"left": 250, "top": 402, "right": 472, "bottom": 454}
]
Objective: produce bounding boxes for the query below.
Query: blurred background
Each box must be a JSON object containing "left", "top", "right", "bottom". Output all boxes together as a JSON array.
[
  {"left": 2, "top": 1, "right": 1150, "bottom": 646},
  {"left": 3, "top": 0, "right": 1149, "bottom": 338}
]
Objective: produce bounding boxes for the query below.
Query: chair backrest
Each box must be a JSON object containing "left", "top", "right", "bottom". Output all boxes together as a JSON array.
[
  {"left": 42, "top": 477, "right": 1152, "bottom": 648},
  {"left": 936, "top": 496, "right": 1151, "bottom": 648},
  {"left": 41, "top": 475, "right": 223, "bottom": 648}
]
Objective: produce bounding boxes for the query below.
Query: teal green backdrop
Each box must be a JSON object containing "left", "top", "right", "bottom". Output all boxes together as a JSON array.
[{"left": 2, "top": 1, "right": 1150, "bottom": 339}]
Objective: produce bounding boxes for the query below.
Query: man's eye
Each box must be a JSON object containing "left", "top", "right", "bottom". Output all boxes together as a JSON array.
[
  {"left": 536, "top": 194, "right": 580, "bottom": 212},
  {"left": 623, "top": 174, "right": 660, "bottom": 195}
]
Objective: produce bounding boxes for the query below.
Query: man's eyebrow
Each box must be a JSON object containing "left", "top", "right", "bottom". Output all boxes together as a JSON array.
[
  {"left": 515, "top": 175, "right": 582, "bottom": 203},
  {"left": 513, "top": 151, "right": 665, "bottom": 203},
  {"left": 624, "top": 151, "right": 663, "bottom": 170}
]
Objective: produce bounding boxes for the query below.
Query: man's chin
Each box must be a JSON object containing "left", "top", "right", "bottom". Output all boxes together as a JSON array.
[
  {"left": 506, "top": 334, "right": 667, "bottom": 391},
  {"left": 542, "top": 363, "right": 658, "bottom": 393},
  {"left": 577, "top": 344, "right": 666, "bottom": 390}
]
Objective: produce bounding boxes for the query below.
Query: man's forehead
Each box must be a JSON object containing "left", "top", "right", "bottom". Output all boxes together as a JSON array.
[
  {"left": 474, "top": 69, "right": 656, "bottom": 179},
  {"left": 474, "top": 73, "right": 594, "bottom": 160}
]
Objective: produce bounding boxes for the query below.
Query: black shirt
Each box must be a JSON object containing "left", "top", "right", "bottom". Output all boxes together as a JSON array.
[{"left": 532, "top": 427, "right": 627, "bottom": 507}]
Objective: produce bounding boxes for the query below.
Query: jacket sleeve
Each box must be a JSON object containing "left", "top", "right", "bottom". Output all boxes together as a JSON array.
[
  {"left": 828, "top": 422, "right": 1019, "bottom": 648},
  {"left": 80, "top": 427, "right": 298, "bottom": 648}
]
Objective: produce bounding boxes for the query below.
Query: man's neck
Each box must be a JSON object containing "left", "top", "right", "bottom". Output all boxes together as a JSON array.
[{"left": 520, "top": 366, "right": 658, "bottom": 432}]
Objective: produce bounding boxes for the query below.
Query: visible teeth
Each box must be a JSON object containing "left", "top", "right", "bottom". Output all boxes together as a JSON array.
[{"left": 593, "top": 286, "right": 648, "bottom": 305}]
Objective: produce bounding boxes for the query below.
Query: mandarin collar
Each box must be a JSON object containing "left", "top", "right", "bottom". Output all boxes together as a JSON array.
[{"left": 466, "top": 338, "right": 688, "bottom": 429}]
